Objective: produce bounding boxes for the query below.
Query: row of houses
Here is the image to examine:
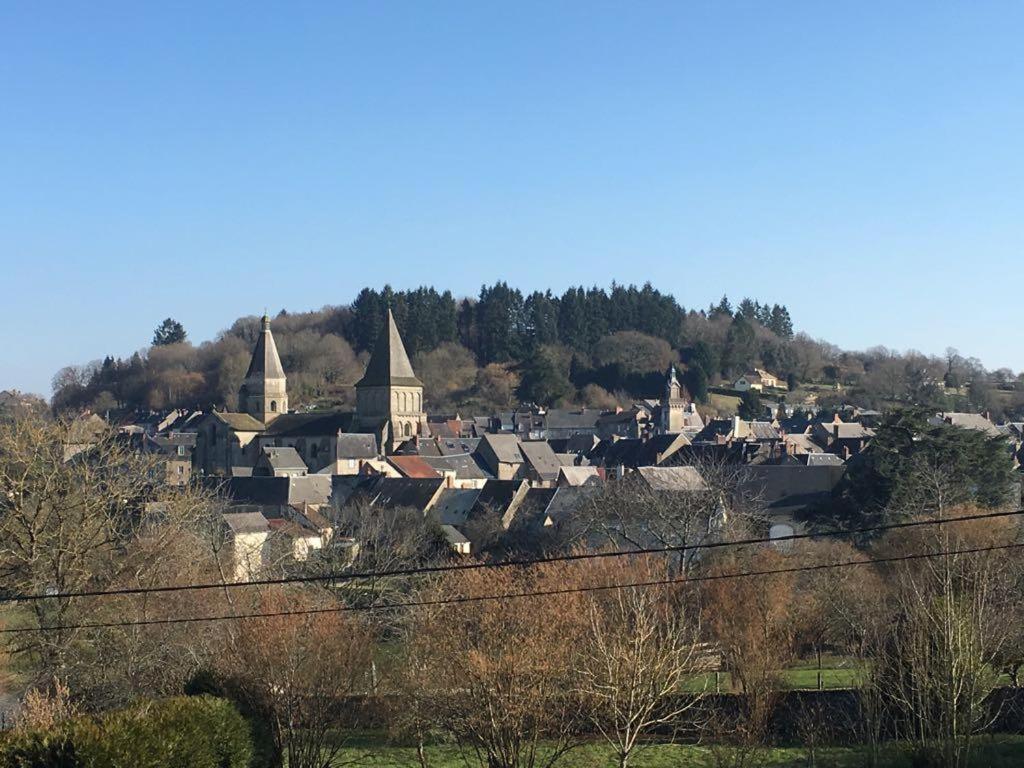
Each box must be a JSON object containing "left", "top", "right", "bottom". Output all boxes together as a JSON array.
[{"left": 104, "top": 312, "right": 1023, "bottom": 580}]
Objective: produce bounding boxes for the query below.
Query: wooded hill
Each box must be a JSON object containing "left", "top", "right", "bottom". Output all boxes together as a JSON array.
[{"left": 49, "top": 283, "right": 1024, "bottom": 420}]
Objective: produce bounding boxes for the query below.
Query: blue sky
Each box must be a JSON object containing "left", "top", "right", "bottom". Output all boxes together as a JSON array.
[{"left": 2, "top": 2, "right": 1022, "bottom": 397}]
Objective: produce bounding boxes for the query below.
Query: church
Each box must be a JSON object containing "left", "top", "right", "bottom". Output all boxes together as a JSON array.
[{"left": 193, "top": 309, "right": 427, "bottom": 476}]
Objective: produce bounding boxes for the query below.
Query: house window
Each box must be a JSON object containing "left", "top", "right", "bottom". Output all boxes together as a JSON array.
[
  {"left": 348, "top": 459, "right": 356, "bottom": 468},
  {"left": 177, "top": 445, "right": 186, "bottom": 456},
  {"left": 404, "top": 422, "right": 412, "bottom": 437},
  {"left": 270, "top": 400, "right": 278, "bottom": 412}
]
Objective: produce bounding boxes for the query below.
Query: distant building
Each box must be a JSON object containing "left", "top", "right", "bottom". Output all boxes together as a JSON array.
[
  {"left": 193, "top": 308, "right": 429, "bottom": 476},
  {"left": 734, "top": 368, "right": 785, "bottom": 392}
]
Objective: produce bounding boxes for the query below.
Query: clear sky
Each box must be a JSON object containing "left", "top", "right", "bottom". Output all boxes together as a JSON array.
[{"left": 2, "top": 2, "right": 1022, "bottom": 397}]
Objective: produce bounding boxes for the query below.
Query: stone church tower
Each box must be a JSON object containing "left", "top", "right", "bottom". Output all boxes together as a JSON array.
[
  {"left": 661, "top": 364, "right": 688, "bottom": 433},
  {"left": 355, "top": 309, "right": 427, "bottom": 449},
  {"left": 238, "top": 314, "right": 288, "bottom": 424}
]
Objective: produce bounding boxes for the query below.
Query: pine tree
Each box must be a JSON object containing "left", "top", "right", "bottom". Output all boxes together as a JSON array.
[
  {"left": 685, "top": 365, "right": 709, "bottom": 404},
  {"left": 152, "top": 318, "right": 187, "bottom": 346}
]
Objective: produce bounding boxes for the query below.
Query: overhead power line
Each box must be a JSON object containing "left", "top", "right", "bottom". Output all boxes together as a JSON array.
[
  {"left": 4, "top": 538, "right": 1022, "bottom": 636},
  {"left": 2, "top": 506, "right": 1020, "bottom": 605}
]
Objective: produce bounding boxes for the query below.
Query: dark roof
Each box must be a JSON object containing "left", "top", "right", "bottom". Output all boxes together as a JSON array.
[
  {"left": 244, "top": 315, "right": 286, "bottom": 380},
  {"left": 336, "top": 433, "right": 379, "bottom": 458},
  {"left": 470, "top": 480, "right": 527, "bottom": 517},
  {"left": 355, "top": 309, "right": 422, "bottom": 388},
  {"left": 259, "top": 446, "right": 307, "bottom": 473},
  {"left": 431, "top": 488, "right": 482, "bottom": 525},
  {"left": 213, "top": 411, "right": 266, "bottom": 432},
  {"left": 543, "top": 485, "right": 601, "bottom": 525},
  {"left": 220, "top": 475, "right": 331, "bottom": 506},
  {"left": 511, "top": 488, "right": 557, "bottom": 528},
  {"left": 421, "top": 453, "right": 492, "bottom": 480},
  {"left": 599, "top": 434, "right": 689, "bottom": 469},
  {"left": 543, "top": 409, "right": 602, "bottom": 430},
  {"left": 361, "top": 477, "right": 444, "bottom": 512},
  {"left": 802, "top": 453, "right": 845, "bottom": 467},
  {"left": 693, "top": 419, "right": 733, "bottom": 443},
  {"left": 262, "top": 410, "right": 357, "bottom": 437},
  {"left": 519, "top": 440, "right": 562, "bottom": 482},
  {"left": 479, "top": 434, "right": 525, "bottom": 464}
]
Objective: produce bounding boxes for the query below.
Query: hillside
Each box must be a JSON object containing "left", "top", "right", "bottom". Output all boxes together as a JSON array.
[{"left": 50, "top": 283, "right": 1024, "bottom": 420}]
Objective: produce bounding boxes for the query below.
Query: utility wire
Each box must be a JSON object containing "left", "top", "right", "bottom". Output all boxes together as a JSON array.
[
  {"left": 4, "top": 538, "right": 1022, "bottom": 636},
  {"left": 1, "top": 506, "right": 1020, "bottom": 605}
]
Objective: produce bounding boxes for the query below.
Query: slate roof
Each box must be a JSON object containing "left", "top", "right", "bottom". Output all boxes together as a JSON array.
[
  {"left": 599, "top": 433, "right": 690, "bottom": 469},
  {"left": 936, "top": 412, "right": 1003, "bottom": 438},
  {"left": 260, "top": 446, "right": 307, "bottom": 473},
  {"left": 355, "top": 309, "right": 423, "bottom": 388},
  {"left": 543, "top": 485, "right": 601, "bottom": 525},
  {"left": 245, "top": 315, "right": 286, "bottom": 380},
  {"left": 221, "top": 475, "right": 332, "bottom": 506},
  {"left": 635, "top": 466, "right": 709, "bottom": 492},
  {"left": 421, "top": 453, "right": 492, "bottom": 481},
  {"left": 336, "top": 433, "right": 379, "bottom": 458},
  {"left": 519, "top": 440, "right": 562, "bottom": 482},
  {"left": 262, "top": 410, "right": 357, "bottom": 437},
  {"left": 213, "top": 411, "right": 266, "bottom": 432},
  {"left": 803, "top": 453, "right": 845, "bottom": 467},
  {"left": 431, "top": 488, "right": 482, "bottom": 525},
  {"left": 470, "top": 480, "right": 528, "bottom": 518},
  {"left": 361, "top": 477, "right": 445, "bottom": 512},
  {"left": 558, "top": 466, "right": 602, "bottom": 486},
  {"left": 480, "top": 433, "right": 525, "bottom": 464},
  {"left": 543, "top": 408, "right": 603, "bottom": 430}
]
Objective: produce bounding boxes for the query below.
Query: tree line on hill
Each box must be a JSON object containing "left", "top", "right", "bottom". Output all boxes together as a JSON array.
[{"left": 47, "top": 282, "right": 1024, "bottom": 420}]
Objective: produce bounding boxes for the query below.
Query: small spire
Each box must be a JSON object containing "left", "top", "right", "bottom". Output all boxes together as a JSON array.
[{"left": 261, "top": 313, "right": 271, "bottom": 330}]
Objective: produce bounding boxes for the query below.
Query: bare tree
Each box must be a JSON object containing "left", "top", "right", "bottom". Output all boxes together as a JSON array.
[
  {"left": 405, "top": 565, "right": 586, "bottom": 768},
  {"left": 0, "top": 414, "right": 228, "bottom": 705},
  {"left": 578, "top": 457, "right": 764, "bottom": 575},
  {"left": 222, "top": 587, "right": 375, "bottom": 768},
  {"left": 702, "top": 547, "right": 798, "bottom": 767},
  {"left": 573, "top": 555, "right": 708, "bottom": 768},
  {"left": 865, "top": 509, "right": 1021, "bottom": 768}
]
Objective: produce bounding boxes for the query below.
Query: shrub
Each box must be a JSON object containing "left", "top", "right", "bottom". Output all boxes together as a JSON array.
[{"left": 0, "top": 696, "right": 252, "bottom": 768}]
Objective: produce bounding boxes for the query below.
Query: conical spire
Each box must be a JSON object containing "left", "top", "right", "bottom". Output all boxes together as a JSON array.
[
  {"left": 356, "top": 309, "right": 422, "bottom": 388},
  {"left": 245, "top": 314, "right": 286, "bottom": 380}
]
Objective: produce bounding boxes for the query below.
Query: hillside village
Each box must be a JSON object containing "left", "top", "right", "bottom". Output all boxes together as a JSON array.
[{"left": 65, "top": 308, "right": 1022, "bottom": 580}]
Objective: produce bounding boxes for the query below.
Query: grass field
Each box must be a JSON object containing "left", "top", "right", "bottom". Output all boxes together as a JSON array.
[{"left": 325, "top": 735, "right": 1024, "bottom": 767}]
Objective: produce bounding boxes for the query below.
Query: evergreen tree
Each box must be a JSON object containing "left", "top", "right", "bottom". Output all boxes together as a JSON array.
[
  {"left": 684, "top": 365, "right": 709, "bottom": 404},
  {"left": 709, "top": 295, "right": 733, "bottom": 319},
  {"left": 737, "top": 389, "right": 763, "bottom": 420},
  {"left": 352, "top": 288, "right": 385, "bottom": 352},
  {"left": 152, "top": 318, "right": 187, "bottom": 346},
  {"left": 737, "top": 298, "right": 757, "bottom": 321},
  {"left": 517, "top": 349, "right": 572, "bottom": 405},
  {"left": 475, "top": 282, "right": 526, "bottom": 363},
  {"left": 769, "top": 304, "right": 794, "bottom": 339},
  {"left": 722, "top": 315, "right": 756, "bottom": 375},
  {"left": 524, "top": 291, "right": 560, "bottom": 347},
  {"left": 558, "top": 287, "right": 588, "bottom": 351},
  {"left": 688, "top": 341, "right": 719, "bottom": 379}
]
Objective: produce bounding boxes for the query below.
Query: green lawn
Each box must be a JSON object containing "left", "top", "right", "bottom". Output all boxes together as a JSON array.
[{"left": 325, "top": 736, "right": 1024, "bottom": 767}]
